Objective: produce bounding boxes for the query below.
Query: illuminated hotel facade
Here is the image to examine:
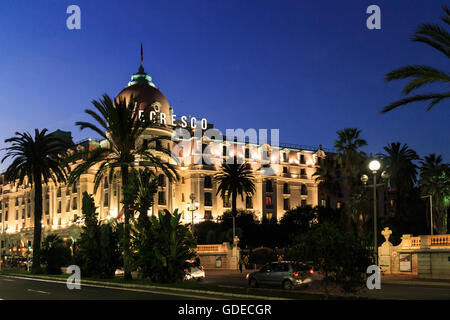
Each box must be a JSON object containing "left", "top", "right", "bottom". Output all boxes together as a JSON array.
[{"left": 0, "top": 62, "right": 328, "bottom": 256}]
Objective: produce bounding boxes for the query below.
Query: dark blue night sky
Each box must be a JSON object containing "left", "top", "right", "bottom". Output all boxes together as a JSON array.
[{"left": 0, "top": 0, "right": 448, "bottom": 170}]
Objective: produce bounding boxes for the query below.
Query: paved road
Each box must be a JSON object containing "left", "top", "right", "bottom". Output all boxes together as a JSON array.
[
  {"left": 204, "top": 269, "right": 450, "bottom": 300},
  {"left": 0, "top": 275, "right": 228, "bottom": 300}
]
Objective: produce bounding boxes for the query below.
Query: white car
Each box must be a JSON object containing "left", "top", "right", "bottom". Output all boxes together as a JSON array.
[{"left": 184, "top": 260, "right": 205, "bottom": 281}]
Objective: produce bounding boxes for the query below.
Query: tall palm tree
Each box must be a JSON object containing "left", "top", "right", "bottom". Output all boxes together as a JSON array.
[
  {"left": 126, "top": 168, "right": 158, "bottom": 226},
  {"left": 68, "top": 94, "right": 178, "bottom": 280},
  {"left": 378, "top": 142, "right": 420, "bottom": 216},
  {"left": 382, "top": 5, "right": 450, "bottom": 113},
  {"left": 419, "top": 154, "right": 449, "bottom": 234},
  {"left": 1, "top": 129, "right": 71, "bottom": 273},
  {"left": 333, "top": 128, "right": 368, "bottom": 190},
  {"left": 214, "top": 158, "right": 255, "bottom": 240},
  {"left": 313, "top": 154, "right": 342, "bottom": 207}
]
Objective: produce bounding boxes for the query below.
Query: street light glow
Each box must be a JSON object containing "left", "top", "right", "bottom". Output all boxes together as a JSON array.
[{"left": 369, "top": 159, "right": 381, "bottom": 172}]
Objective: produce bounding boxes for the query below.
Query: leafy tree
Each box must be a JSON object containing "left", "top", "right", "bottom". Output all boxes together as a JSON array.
[
  {"left": 40, "top": 234, "right": 72, "bottom": 274},
  {"left": 74, "top": 192, "right": 122, "bottom": 278},
  {"left": 248, "top": 247, "right": 277, "bottom": 267},
  {"left": 148, "top": 209, "right": 196, "bottom": 283},
  {"left": 287, "top": 221, "right": 373, "bottom": 297},
  {"left": 214, "top": 158, "right": 255, "bottom": 239},
  {"left": 382, "top": 5, "right": 450, "bottom": 113},
  {"left": 279, "top": 206, "right": 316, "bottom": 246},
  {"left": 68, "top": 94, "right": 178, "bottom": 280},
  {"left": 1, "top": 129, "right": 71, "bottom": 273},
  {"left": 419, "top": 154, "right": 450, "bottom": 234}
]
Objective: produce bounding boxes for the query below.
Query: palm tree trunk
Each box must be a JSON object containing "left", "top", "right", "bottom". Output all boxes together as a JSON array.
[
  {"left": 32, "top": 172, "right": 43, "bottom": 273},
  {"left": 232, "top": 191, "right": 237, "bottom": 240},
  {"left": 121, "top": 164, "right": 132, "bottom": 280}
]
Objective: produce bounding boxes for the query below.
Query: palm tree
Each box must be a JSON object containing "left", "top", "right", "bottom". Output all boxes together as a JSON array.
[
  {"left": 68, "top": 94, "right": 178, "bottom": 280},
  {"left": 313, "top": 155, "right": 342, "bottom": 207},
  {"left": 214, "top": 158, "right": 255, "bottom": 240},
  {"left": 333, "top": 128, "right": 367, "bottom": 190},
  {"left": 126, "top": 168, "right": 158, "bottom": 226},
  {"left": 1, "top": 129, "right": 71, "bottom": 273},
  {"left": 378, "top": 142, "right": 420, "bottom": 216},
  {"left": 419, "top": 154, "right": 450, "bottom": 234},
  {"left": 381, "top": 5, "right": 450, "bottom": 113}
]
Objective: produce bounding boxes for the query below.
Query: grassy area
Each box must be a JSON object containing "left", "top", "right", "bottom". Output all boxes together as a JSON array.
[{"left": 0, "top": 269, "right": 367, "bottom": 300}]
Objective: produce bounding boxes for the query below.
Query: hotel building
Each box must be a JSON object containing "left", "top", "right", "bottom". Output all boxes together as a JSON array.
[{"left": 0, "top": 62, "right": 328, "bottom": 256}]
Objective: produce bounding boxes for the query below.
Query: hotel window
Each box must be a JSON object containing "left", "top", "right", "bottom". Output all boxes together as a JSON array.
[
  {"left": 282, "top": 152, "right": 288, "bottom": 163},
  {"left": 204, "top": 192, "right": 212, "bottom": 207},
  {"left": 204, "top": 176, "right": 212, "bottom": 189},
  {"left": 223, "top": 145, "right": 228, "bottom": 157},
  {"left": 283, "top": 198, "right": 290, "bottom": 211},
  {"left": 72, "top": 197, "right": 77, "bottom": 210},
  {"left": 158, "top": 174, "right": 166, "bottom": 187},
  {"left": 204, "top": 210, "right": 212, "bottom": 220},
  {"left": 182, "top": 193, "right": 185, "bottom": 202},
  {"left": 283, "top": 167, "right": 288, "bottom": 174},
  {"left": 66, "top": 185, "right": 70, "bottom": 196},
  {"left": 300, "top": 169, "right": 306, "bottom": 178},
  {"left": 245, "top": 147, "right": 250, "bottom": 159},
  {"left": 21, "top": 209, "right": 25, "bottom": 219},
  {"left": 301, "top": 184, "right": 308, "bottom": 195},
  {"left": 1, "top": 240, "right": 4, "bottom": 248},
  {"left": 300, "top": 154, "right": 305, "bottom": 164},
  {"left": 66, "top": 200, "right": 71, "bottom": 212},
  {"left": 5, "top": 210, "right": 8, "bottom": 221},
  {"left": 57, "top": 187, "right": 61, "bottom": 198},
  {"left": 265, "top": 196, "right": 273, "bottom": 209},
  {"left": 246, "top": 196, "right": 253, "bottom": 209},
  {"left": 301, "top": 199, "right": 307, "bottom": 207},
  {"left": 57, "top": 201, "right": 62, "bottom": 214},
  {"left": 15, "top": 210, "right": 18, "bottom": 220},
  {"left": 158, "top": 191, "right": 166, "bottom": 205},
  {"left": 72, "top": 184, "right": 78, "bottom": 193},
  {"left": 283, "top": 183, "right": 290, "bottom": 194},
  {"left": 266, "top": 180, "right": 273, "bottom": 192},
  {"left": 104, "top": 177, "right": 109, "bottom": 189},
  {"left": 15, "top": 198, "right": 19, "bottom": 206},
  {"left": 104, "top": 193, "right": 109, "bottom": 207},
  {"left": 223, "top": 195, "right": 230, "bottom": 208}
]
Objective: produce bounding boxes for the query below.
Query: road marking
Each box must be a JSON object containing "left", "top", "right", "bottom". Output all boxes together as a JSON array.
[
  {"left": 0, "top": 275, "right": 223, "bottom": 300},
  {"left": 27, "top": 289, "right": 50, "bottom": 294}
]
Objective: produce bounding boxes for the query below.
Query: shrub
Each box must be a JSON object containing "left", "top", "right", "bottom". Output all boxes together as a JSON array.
[{"left": 40, "top": 234, "right": 72, "bottom": 274}]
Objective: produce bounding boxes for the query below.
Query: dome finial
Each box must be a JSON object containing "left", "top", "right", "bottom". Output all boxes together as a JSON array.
[{"left": 138, "top": 42, "right": 145, "bottom": 73}]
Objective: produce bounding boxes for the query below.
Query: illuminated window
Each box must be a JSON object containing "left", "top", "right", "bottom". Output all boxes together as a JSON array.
[
  {"left": 337, "top": 201, "right": 342, "bottom": 209},
  {"left": 265, "top": 196, "right": 273, "bottom": 209},
  {"left": 204, "top": 210, "right": 212, "bottom": 220},
  {"left": 223, "top": 195, "right": 230, "bottom": 208}
]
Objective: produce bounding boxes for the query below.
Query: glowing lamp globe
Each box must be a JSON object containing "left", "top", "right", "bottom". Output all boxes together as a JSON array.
[{"left": 369, "top": 159, "right": 381, "bottom": 172}]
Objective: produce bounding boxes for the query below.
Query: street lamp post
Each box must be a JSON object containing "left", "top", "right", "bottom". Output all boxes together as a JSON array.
[
  {"left": 361, "top": 159, "right": 388, "bottom": 266},
  {"left": 421, "top": 195, "right": 433, "bottom": 235},
  {"left": 186, "top": 193, "right": 199, "bottom": 235}
]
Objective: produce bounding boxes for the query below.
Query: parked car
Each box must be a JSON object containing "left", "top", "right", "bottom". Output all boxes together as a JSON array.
[
  {"left": 246, "top": 261, "right": 314, "bottom": 290},
  {"left": 183, "top": 259, "right": 205, "bottom": 281}
]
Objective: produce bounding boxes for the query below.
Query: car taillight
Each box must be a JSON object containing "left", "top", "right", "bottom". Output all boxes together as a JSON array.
[
  {"left": 293, "top": 272, "right": 299, "bottom": 278},
  {"left": 184, "top": 269, "right": 189, "bottom": 273},
  {"left": 309, "top": 269, "right": 315, "bottom": 275}
]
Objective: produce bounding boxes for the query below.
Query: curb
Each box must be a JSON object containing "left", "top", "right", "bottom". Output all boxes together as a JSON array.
[
  {"left": 0, "top": 273, "right": 292, "bottom": 300},
  {"left": 382, "top": 280, "right": 450, "bottom": 287}
]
